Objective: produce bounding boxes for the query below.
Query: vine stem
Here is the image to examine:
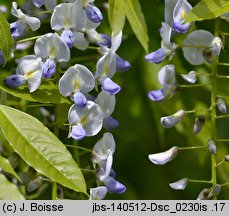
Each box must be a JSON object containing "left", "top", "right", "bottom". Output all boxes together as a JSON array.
[{"left": 210, "top": 18, "right": 221, "bottom": 199}]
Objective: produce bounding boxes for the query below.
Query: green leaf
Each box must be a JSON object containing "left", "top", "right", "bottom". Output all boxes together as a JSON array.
[
  {"left": 0, "top": 11, "right": 14, "bottom": 62},
  {"left": 0, "top": 105, "right": 87, "bottom": 194},
  {"left": 0, "top": 154, "right": 21, "bottom": 181},
  {"left": 186, "top": 0, "right": 229, "bottom": 22},
  {"left": 124, "top": 0, "right": 149, "bottom": 52},
  {"left": 108, "top": 0, "right": 126, "bottom": 35},
  {"left": 0, "top": 76, "right": 70, "bottom": 104},
  {"left": 0, "top": 173, "right": 25, "bottom": 200}
]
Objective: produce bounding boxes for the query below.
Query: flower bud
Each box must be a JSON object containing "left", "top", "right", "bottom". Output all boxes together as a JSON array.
[
  {"left": 86, "top": 5, "right": 103, "bottom": 23},
  {"left": 102, "top": 78, "right": 121, "bottom": 95},
  {"left": 224, "top": 155, "right": 229, "bottom": 161},
  {"left": 116, "top": 55, "right": 131, "bottom": 72},
  {"left": 145, "top": 48, "right": 168, "bottom": 64},
  {"left": 42, "top": 59, "right": 56, "bottom": 78},
  {"left": 4, "top": 74, "right": 26, "bottom": 89},
  {"left": 61, "top": 29, "right": 75, "bottom": 48},
  {"left": 89, "top": 186, "right": 107, "bottom": 200},
  {"left": 73, "top": 92, "right": 87, "bottom": 108},
  {"left": 103, "top": 176, "right": 126, "bottom": 194},
  {"left": 27, "top": 176, "right": 43, "bottom": 192},
  {"left": 161, "top": 110, "right": 186, "bottom": 128},
  {"left": 0, "top": 50, "right": 5, "bottom": 65},
  {"left": 211, "top": 37, "right": 222, "bottom": 57},
  {"left": 194, "top": 115, "right": 205, "bottom": 134},
  {"left": 208, "top": 140, "right": 216, "bottom": 154},
  {"left": 57, "top": 186, "right": 64, "bottom": 200},
  {"left": 148, "top": 146, "right": 179, "bottom": 165},
  {"left": 216, "top": 98, "right": 227, "bottom": 114},
  {"left": 181, "top": 71, "right": 197, "bottom": 84},
  {"left": 169, "top": 177, "right": 189, "bottom": 190},
  {"left": 197, "top": 188, "right": 210, "bottom": 200},
  {"left": 207, "top": 184, "right": 221, "bottom": 199}
]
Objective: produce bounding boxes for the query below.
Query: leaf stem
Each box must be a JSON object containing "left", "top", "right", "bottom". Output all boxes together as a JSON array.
[
  {"left": 216, "top": 159, "right": 225, "bottom": 167},
  {"left": 16, "top": 35, "right": 43, "bottom": 43},
  {"left": 189, "top": 179, "right": 212, "bottom": 184},
  {"left": 52, "top": 182, "right": 57, "bottom": 200},
  {"left": 65, "top": 144, "right": 92, "bottom": 153},
  {"left": 179, "top": 83, "right": 208, "bottom": 88},
  {"left": 178, "top": 145, "right": 207, "bottom": 151}
]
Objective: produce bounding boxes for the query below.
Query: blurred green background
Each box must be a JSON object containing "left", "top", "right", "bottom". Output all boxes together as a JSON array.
[{"left": 1, "top": 0, "right": 229, "bottom": 199}]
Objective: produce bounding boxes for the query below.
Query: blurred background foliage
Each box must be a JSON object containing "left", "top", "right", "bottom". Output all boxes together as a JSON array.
[{"left": 0, "top": 0, "right": 229, "bottom": 199}]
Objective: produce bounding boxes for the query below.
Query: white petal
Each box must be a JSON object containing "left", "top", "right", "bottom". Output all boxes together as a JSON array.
[
  {"left": 24, "top": 15, "right": 41, "bottom": 31},
  {"left": 59, "top": 64, "right": 95, "bottom": 96},
  {"left": 164, "top": 0, "right": 177, "bottom": 27},
  {"left": 181, "top": 71, "right": 197, "bottom": 84},
  {"left": 34, "top": 33, "right": 70, "bottom": 62},
  {"left": 169, "top": 178, "right": 189, "bottom": 190},
  {"left": 173, "top": 0, "right": 193, "bottom": 23},
  {"left": 92, "top": 132, "right": 116, "bottom": 162},
  {"left": 16, "top": 55, "right": 43, "bottom": 92},
  {"left": 158, "top": 64, "right": 176, "bottom": 87},
  {"left": 68, "top": 101, "right": 103, "bottom": 136},
  {"left": 89, "top": 186, "right": 107, "bottom": 200},
  {"left": 73, "top": 31, "right": 89, "bottom": 50},
  {"left": 111, "top": 31, "right": 122, "bottom": 52},
  {"left": 148, "top": 146, "right": 179, "bottom": 165},
  {"left": 95, "top": 51, "right": 116, "bottom": 82},
  {"left": 11, "top": 2, "right": 23, "bottom": 18},
  {"left": 51, "top": 2, "right": 86, "bottom": 30},
  {"left": 182, "top": 30, "right": 214, "bottom": 65},
  {"left": 160, "top": 22, "right": 172, "bottom": 48},
  {"left": 95, "top": 91, "right": 116, "bottom": 118}
]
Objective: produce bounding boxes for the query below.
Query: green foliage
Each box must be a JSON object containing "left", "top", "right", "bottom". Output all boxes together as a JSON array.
[
  {"left": 0, "top": 105, "right": 87, "bottom": 194},
  {"left": 109, "top": 0, "right": 149, "bottom": 52},
  {"left": 0, "top": 78, "right": 70, "bottom": 104},
  {"left": 0, "top": 154, "right": 21, "bottom": 181},
  {"left": 0, "top": 11, "right": 14, "bottom": 62},
  {"left": 125, "top": 0, "right": 149, "bottom": 52},
  {"left": 186, "top": 0, "right": 229, "bottom": 22},
  {"left": 0, "top": 173, "right": 25, "bottom": 200},
  {"left": 108, "top": 0, "right": 126, "bottom": 35}
]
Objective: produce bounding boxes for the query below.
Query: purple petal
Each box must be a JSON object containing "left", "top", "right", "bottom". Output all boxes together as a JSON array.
[
  {"left": 10, "top": 20, "right": 26, "bottom": 40},
  {"left": 145, "top": 48, "right": 167, "bottom": 64},
  {"left": 4, "top": 74, "right": 26, "bottom": 89},
  {"left": 42, "top": 59, "right": 56, "bottom": 78},
  {"left": 103, "top": 176, "right": 126, "bottom": 194},
  {"left": 96, "top": 34, "right": 111, "bottom": 47},
  {"left": 116, "top": 55, "right": 131, "bottom": 72},
  {"left": 61, "top": 29, "right": 75, "bottom": 49},
  {"left": 103, "top": 116, "right": 119, "bottom": 130},
  {"left": 102, "top": 78, "right": 121, "bottom": 95},
  {"left": 148, "top": 89, "right": 166, "bottom": 101},
  {"left": 173, "top": 22, "right": 190, "bottom": 34},
  {"left": 73, "top": 92, "right": 87, "bottom": 108},
  {"left": 86, "top": 5, "right": 103, "bottom": 23},
  {"left": 70, "top": 125, "right": 86, "bottom": 141}
]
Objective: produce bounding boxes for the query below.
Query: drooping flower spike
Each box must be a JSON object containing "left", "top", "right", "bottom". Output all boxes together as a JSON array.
[
  {"left": 145, "top": 22, "right": 177, "bottom": 64},
  {"left": 10, "top": 2, "right": 41, "bottom": 40},
  {"left": 148, "top": 64, "right": 178, "bottom": 102},
  {"left": 33, "top": 0, "right": 57, "bottom": 10},
  {"left": 95, "top": 91, "right": 119, "bottom": 130},
  {"left": 4, "top": 55, "right": 43, "bottom": 92},
  {"left": 182, "top": 30, "right": 222, "bottom": 65},
  {"left": 59, "top": 64, "right": 95, "bottom": 108},
  {"left": 51, "top": 2, "right": 87, "bottom": 48},
  {"left": 34, "top": 33, "right": 70, "bottom": 78},
  {"left": 68, "top": 101, "right": 103, "bottom": 141}
]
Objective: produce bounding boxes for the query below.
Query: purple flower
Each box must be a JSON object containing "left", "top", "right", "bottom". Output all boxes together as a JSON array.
[
  {"left": 116, "top": 55, "right": 131, "bottom": 72},
  {"left": 103, "top": 176, "right": 126, "bottom": 194},
  {"left": 70, "top": 125, "right": 87, "bottom": 141},
  {"left": 42, "top": 58, "right": 56, "bottom": 78},
  {"left": 102, "top": 78, "right": 121, "bottom": 95},
  {"left": 86, "top": 5, "right": 103, "bottom": 23},
  {"left": 73, "top": 92, "right": 87, "bottom": 108},
  {"left": 61, "top": 29, "right": 75, "bottom": 48},
  {"left": 4, "top": 74, "right": 26, "bottom": 89},
  {"left": 145, "top": 48, "right": 168, "bottom": 64}
]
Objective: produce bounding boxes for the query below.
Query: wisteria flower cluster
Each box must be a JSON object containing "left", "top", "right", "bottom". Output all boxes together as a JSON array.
[
  {"left": 146, "top": 0, "right": 228, "bottom": 199},
  {"left": 2, "top": 0, "right": 130, "bottom": 200}
]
